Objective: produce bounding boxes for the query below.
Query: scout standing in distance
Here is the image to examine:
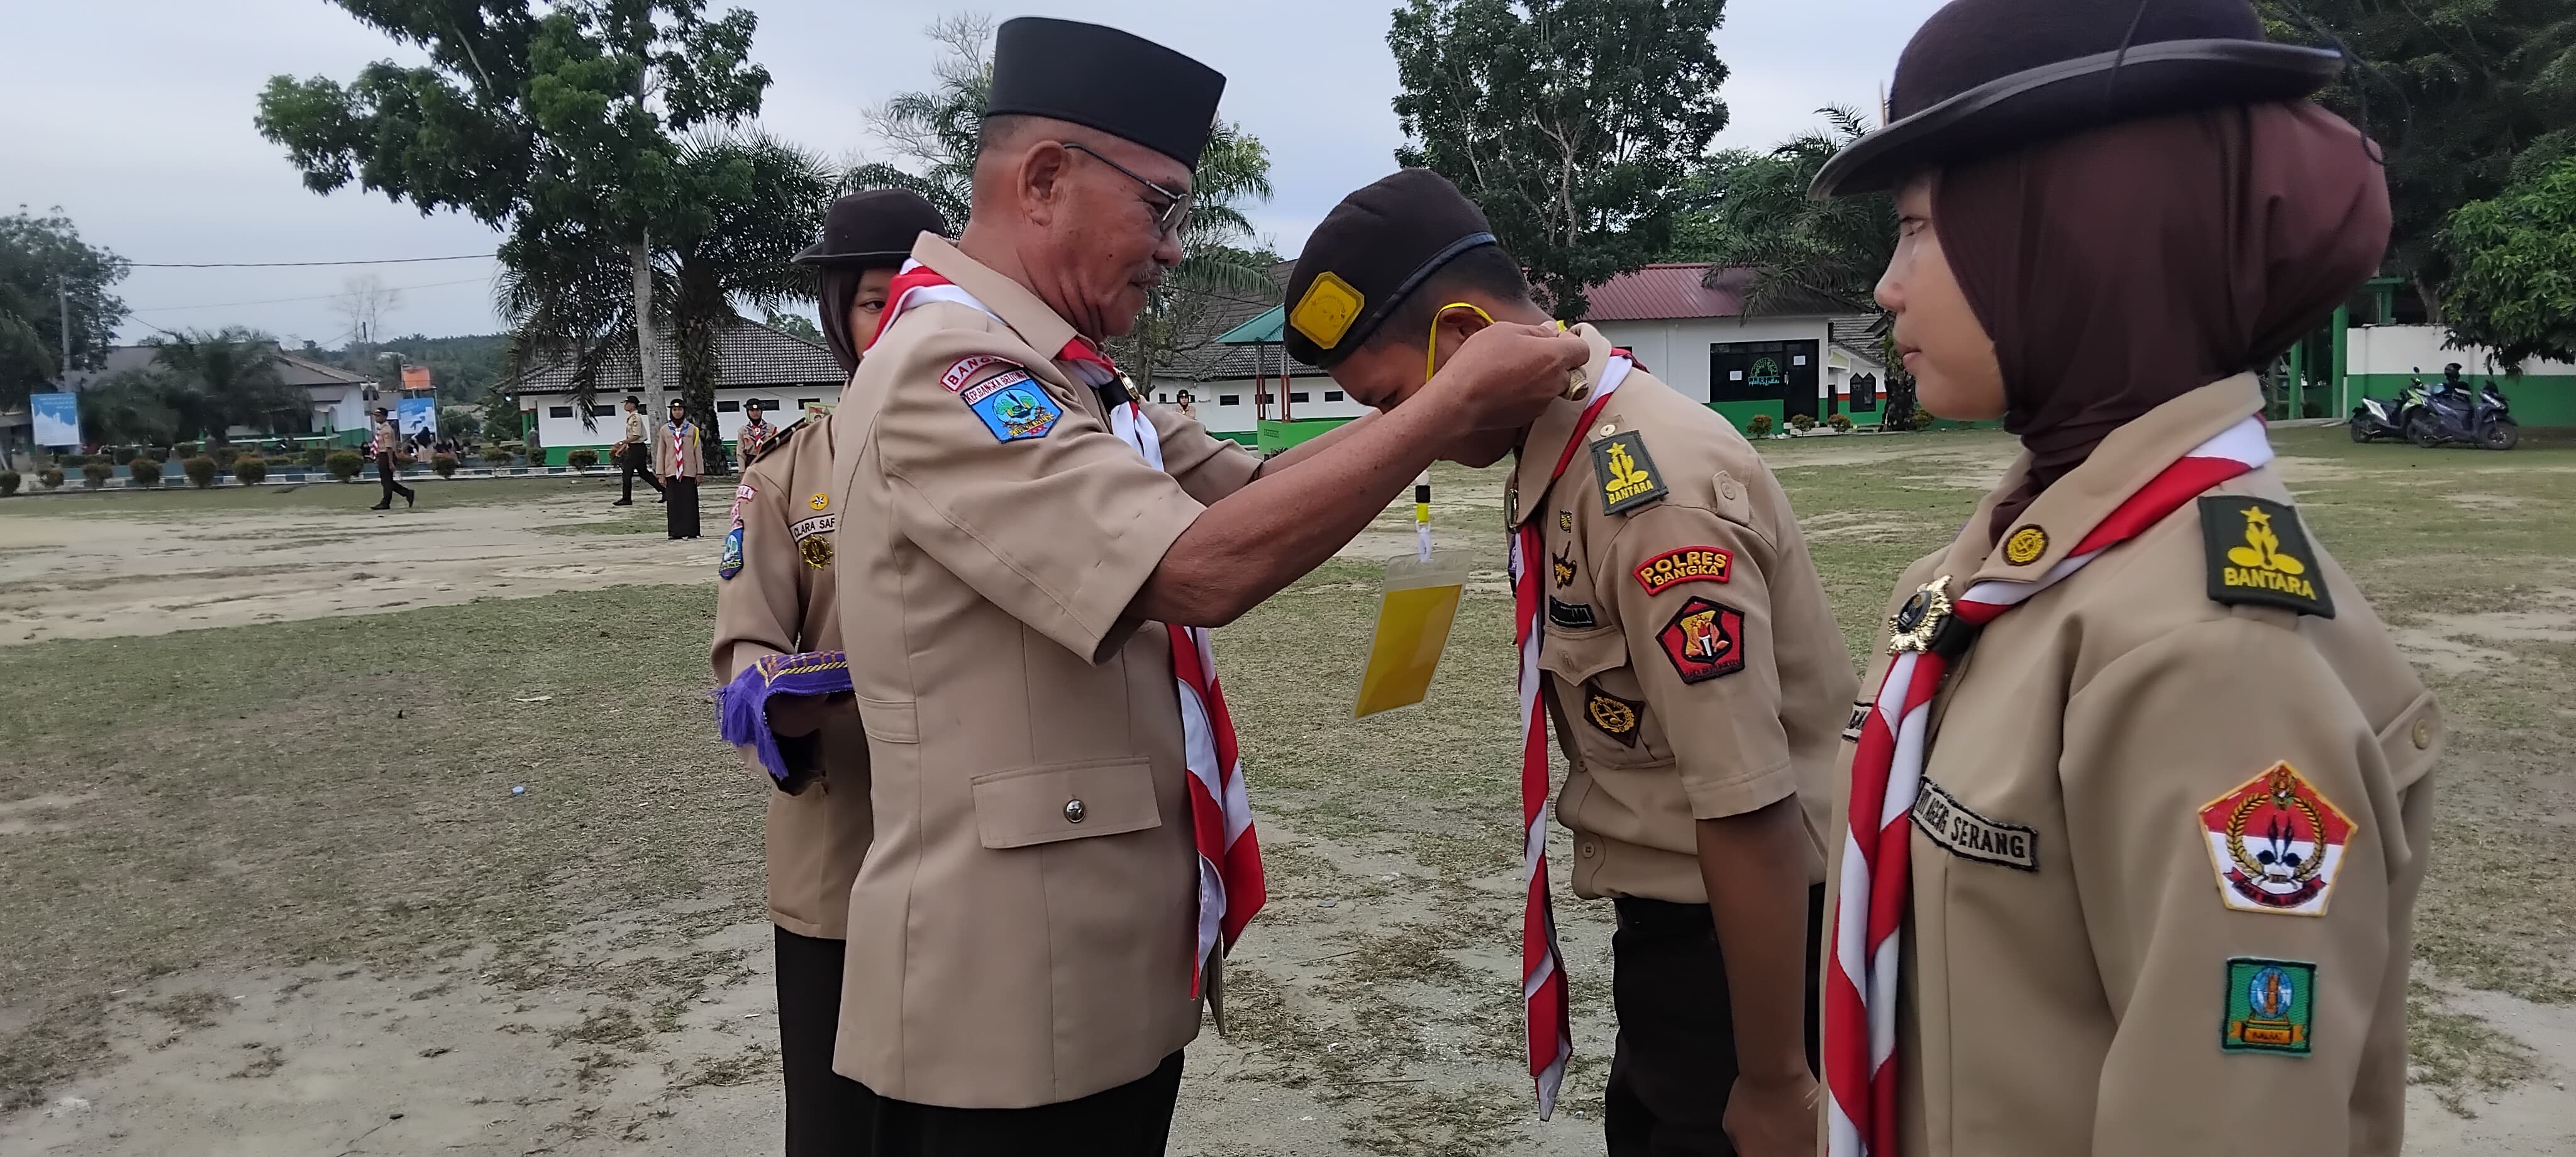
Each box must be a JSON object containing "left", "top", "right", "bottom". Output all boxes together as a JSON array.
[{"left": 1811, "top": 1, "right": 2437, "bottom": 1154}]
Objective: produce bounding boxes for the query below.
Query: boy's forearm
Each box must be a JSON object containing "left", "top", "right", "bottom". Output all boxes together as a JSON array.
[{"left": 1696, "top": 796, "right": 1817, "bottom": 1080}]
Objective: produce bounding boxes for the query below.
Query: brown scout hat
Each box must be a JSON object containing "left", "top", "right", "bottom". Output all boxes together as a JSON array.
[
  {"left": 1811, "top": 0, "right": 2343, "bottom": 197},
  {"left": 792, "top": 189, "right": 948, "bottom": 267}
]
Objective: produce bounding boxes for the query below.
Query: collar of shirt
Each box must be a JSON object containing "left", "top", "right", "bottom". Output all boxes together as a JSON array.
[
  {"left": 1938, "top": 374, "right": 2266, "bottom": 585},
  {"left": 909, "top": 233, "right": 1085, "bottom": 375},
  {"left": 1508, "top": 323, "right": 1620, "bottom": 527}
]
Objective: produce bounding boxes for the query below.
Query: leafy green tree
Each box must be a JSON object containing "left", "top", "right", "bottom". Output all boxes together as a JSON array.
[
  {"left": 0, "top": 208, "right": 130, "bottom": 406},
  {"left": 80, "top": 329, "right": 307, "bottom": 446},
  {"left": 2260, "top": 0, "right": 2576, "bottom": 316},
  {"left": 763, "top": 310, "right": 823, "bottom": 343},
  {"left": 2441, "top": 152, "right": 2576, "bottom": 364},
  {"left": 857, "top": 17, "right": 1279, "bottom": 384},
  {"left": 1389, "top": 0, "right": 1730, "bottom": 319},
  {"left": 255, "top": 0, "right": 775, "bottom": 420}
]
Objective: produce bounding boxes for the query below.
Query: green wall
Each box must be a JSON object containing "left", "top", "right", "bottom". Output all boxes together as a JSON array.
[
  {"left": 1711, "top": 400, "right": 1784, "bottom": 434},
  {"left": 2344, "top": 374, "right": 2576, "bottom": 428},
  {"left": 1256, "top": 417, "right": 1352, "bottom": 454}
]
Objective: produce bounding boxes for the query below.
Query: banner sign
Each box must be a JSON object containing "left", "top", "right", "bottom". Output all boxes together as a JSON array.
[
  {"left": 30, "top": 392, "right": 80, "bottom": 447},
  {"left": 397, "top": 396, "right": 436, "bottom": 436},
  {"left": 401, "top": 364, "right": 433, "bottom": 392}
]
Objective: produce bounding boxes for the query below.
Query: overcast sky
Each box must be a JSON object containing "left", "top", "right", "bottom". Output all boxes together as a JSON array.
[{"left": 4, "top": 0, "right": 1940, "bottom": 348}]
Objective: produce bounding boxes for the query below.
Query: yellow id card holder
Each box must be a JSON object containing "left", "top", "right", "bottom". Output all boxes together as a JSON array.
[{"left": 1353, "top": 472, "right": 1465, "bottom": 718}]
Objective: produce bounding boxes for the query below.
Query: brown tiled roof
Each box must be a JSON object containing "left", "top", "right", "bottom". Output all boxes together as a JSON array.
[
  {"left": 503, "top": 316, "right": 843, "bottom": 395},
  {"left": 1583, "top": 263, "right": 1752, "bottom": 322}
]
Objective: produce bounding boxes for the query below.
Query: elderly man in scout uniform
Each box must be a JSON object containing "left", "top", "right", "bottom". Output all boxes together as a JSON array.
[
  {"left": 710, "top": 185, "right": 947, "bottom": 1156},
  {"left": 825, "top": 18, "right": 1587, "bottom": 1152},
  {"left": 367, "top": 406, "right": 414, "bottom": 511},
  {"left": 612, "top": 396, "right": 662, "bottom": 506},
  {"left": 1807, "top": 1, "right": 2436, "bottom": 1154},
  {"left": 1285, "top": 169, "right": 1855, "bottom": 1157}
]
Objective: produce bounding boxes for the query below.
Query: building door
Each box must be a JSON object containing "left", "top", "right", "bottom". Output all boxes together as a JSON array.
[{"left": 1709, "top": 339, "right": 1822, "bottom": 421}]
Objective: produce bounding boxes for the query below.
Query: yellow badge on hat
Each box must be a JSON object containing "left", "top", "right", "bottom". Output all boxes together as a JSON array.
[{"left": 1289, "top": 271, "right": 1365, "bottom": 351}]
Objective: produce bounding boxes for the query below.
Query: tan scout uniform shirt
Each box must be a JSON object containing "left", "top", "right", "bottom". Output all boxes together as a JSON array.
[
  {"left": 622, "top": 410, "right": 647, "bottom": 451},
  {"left": 1831, "top": 377, "right": 2438, "bottom": 1156},
  {"left": 709, "top": 419, "right": 872, "bottom": 940},
  {"left": 828, "top": 235, "right": 1263, "bottom": 1109},
  {"left": 654, "top": 421, "right": 703, "bottom": 479},
  {"left": 1510, "top": 327, "right": 1857, "bottom": 902}
]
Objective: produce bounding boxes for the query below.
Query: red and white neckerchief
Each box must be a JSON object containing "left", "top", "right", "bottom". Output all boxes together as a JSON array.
[
  {"left": 1504, "top": 353, "right": 1631, "bottom": 1119},
  {"left": 1824, "top": 414, "right": 2272, "bottom": 1157},
  {"left": 871, "top": 260, "right": 1266, "bottom": 997}
]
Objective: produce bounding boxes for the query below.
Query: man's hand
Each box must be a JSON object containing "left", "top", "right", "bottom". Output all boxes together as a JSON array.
[
  {"left": 1420, "top": 322, "right": 1591, "bottom": 432},
  {"left": 765, "top": 692, "right": 848, "bottom": 739},
  {"left": 1724, "top": 1068, "right": 1819, "bottom": 1157}
]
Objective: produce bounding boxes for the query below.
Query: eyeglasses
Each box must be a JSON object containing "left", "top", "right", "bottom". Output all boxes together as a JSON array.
[{"left": 1060, "top": 141, "right": 1193, "bottom": 238}]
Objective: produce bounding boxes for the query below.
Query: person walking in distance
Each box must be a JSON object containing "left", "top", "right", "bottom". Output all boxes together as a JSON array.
[
  {"left": 613, "top": 396, "right": 663, "bottom": 506},
  {"left": 368, "top": 406, "right": 414, "bottom": 511},
  {"left": 1288, "top": 168, "right": 1853, "bottom": 1156},
  {"left": 1809, "top": 1, "right": 2436, "bottom": 1154},
  {"left": 824, "top": 18, "right": 1585, "bottom": 1153},
  {"left": 713, "top": 185, "right": 949, "bottom": 1156},
  {"left": 657, "top": 399, "right": 704, "bottom": 539}
]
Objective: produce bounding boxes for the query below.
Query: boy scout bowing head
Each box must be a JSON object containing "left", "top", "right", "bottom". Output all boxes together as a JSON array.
[
  {"left": 1289, "top": 169, "right": 1859, "bottom": 1157},
  {"left": 1811, "top": 1, "right": 2435, "bottom": 1155},
  {"left": 826, "top": 18, "right": 1582, "bottom": 1153}
]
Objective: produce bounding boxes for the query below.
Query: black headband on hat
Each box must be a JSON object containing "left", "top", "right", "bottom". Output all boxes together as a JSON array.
[
  {"left": 985, "top": 17, "right": 1226, "bottom": 169},
  {"left": 1282, "top": 169, "right": 1501, "bottom": 368},
  {"left": 1813, "top": 0, "right": 2341, "bottom": 197}
]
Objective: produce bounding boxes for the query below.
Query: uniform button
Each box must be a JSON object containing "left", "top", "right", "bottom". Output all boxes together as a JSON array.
[
  {"left": 1721, "top": 481, "right": 1741, "bottom": 501},
  {"left": 1063, "top": 799, "right": 1086, "bottom": 824},
  {"left": 2412, "top": 718, "right": 2434, "bottom": 750},
  {"left": 1579, "top": 841, "right": 1597, "bottom": 860},
  {"left": 1597, "top": 423, "right": 1618, "bottom": 438}
]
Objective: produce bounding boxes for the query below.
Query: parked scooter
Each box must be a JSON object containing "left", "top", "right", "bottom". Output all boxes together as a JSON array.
[
  {"left": 2350, "top": 368, "right": 2428, "bottom": 443},
  {"left": 2406, "top": 366, "right": 2519, "bottom": 450}
]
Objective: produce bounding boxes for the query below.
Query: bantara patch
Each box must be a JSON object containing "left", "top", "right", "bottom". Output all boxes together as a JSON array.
[
  {"left": 1590, "top": 432, "right": 1667, "bottom": 516},
  {"left": 2199, "top": 496, "right": 2334, "bottom": 617},
  {"left": 1547, "top": 597, "right": 1598, "bottom": 631},
  {"left": 1910, "top": 779, "right": 2038, "bottom": 872},
  {"left": 2222, "top": 958, "right": 2316, "bottom": 1056},
  {"left": 1655, "top": 596, "right": 1744, "bottom": 684},
  {"left": 2199, "top": 761, "right": 2353, "bottom": 916},
  {"left": 1633, "top": 546, "right": 1731, "bottom": 595},
  {"left": 1581, "top": 684, "right": 1643, "bottom": 748}
]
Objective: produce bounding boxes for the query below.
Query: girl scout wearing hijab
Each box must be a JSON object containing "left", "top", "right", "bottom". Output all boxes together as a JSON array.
[
  {"left": 1811, "top": 1, "right": 2436, "bottom": 1154},
  {"left": 709, "top": 188, "right": 949, "bottom": 1156}
]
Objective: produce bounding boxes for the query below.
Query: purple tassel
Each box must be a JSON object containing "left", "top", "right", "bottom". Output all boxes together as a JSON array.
[{"left": 716, "top": 651, "right": 853, "bottom": 785}]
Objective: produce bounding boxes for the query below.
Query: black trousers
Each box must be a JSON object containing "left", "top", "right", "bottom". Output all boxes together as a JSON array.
[
  {"left": 621, "top": 445, "right": 663, "bottom": 501},
  {"left": 848, "top": 1049, "right": 1184, "bottom": 1156},
  {"left": 1602, "top": 883, "right": 1825, "bottom": 1157},
  {"left": 374, "top": 455, "right": 413, "bottom": 506},
  {"left": 665, "top": 476, "right": 700, "bottom": 538},
  {"left": 775, "top": 927, "right": 871, "bottom": 1156}
]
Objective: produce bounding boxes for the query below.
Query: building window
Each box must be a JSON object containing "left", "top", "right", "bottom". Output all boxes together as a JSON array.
[
  {"left": 1324, "top": 390, "right": 1345, "bottom": 402},
  {"left": 1289, "top": 391, "right": 1310, "bottom": 404},
  {"left": 591, "top": 405, "right": 616, "bottom": 418},
  {"left": 796, "top": 397, "right": 820, "bottom": 409},
  {"left": 1219, "top": 394, "right": 1241, "bottom": 406},
  {"left": 548, "top": 405, "right": 574, "bottom": 419},
  {"left": 717, "top": 400, "right": 740, "bottom": 413},
  {"left": 1158, "top": 392, "right": 1171, "bottom": 403}
]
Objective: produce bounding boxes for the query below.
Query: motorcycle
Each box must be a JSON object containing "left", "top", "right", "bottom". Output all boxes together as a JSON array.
[
  {"left": 2348, "top": 390, "right": 2411, "bottom": 443},
  {"left": 2406, "top": 378, "right": 2518, "bottom": 450}
]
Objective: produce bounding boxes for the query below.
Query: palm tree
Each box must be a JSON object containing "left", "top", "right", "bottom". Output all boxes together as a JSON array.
[{"left": 80, "top": 328, "right": 307, "bottom": 446}]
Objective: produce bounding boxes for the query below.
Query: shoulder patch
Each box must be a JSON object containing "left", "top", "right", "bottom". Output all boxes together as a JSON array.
[
  {"left": 2222, "top": 958, "right": 2316, "bottom": 1056},
  {"left": 1655, "top": 595, "right": 1744, "bottom": 684},
  {"left": 2199, "top": 496, "right": 2334, "bottom": 617},
  {"left": 718, "top": 526, "right": 745, "bottom": 580},
  {"left": 1591, "top": 431, "right": 1667, "bottom": 516},
  {"left": 725, "top": 484, "right": 757, "bottom": 529},
  {"left": 1909, "top": 779, "right": 2039, "bottom": 872},
  {"left": 960, "top": 369, "right": 1062, "bottom": 443},
  {"left": 941, "top": 354, "right": 1015, "bottom": 392},
  {"left": 1547, "top": 596, "right": 1598, "bottom": 631},
  {"left": 1580, "top": 684, "right": 1643, "bottom": 747},
  {"left": 1633, "top": 546, "right": 1731, "bottom": 595},
  {"left": 2198, "top": 760, "right": 2353, "bottom": 916}
]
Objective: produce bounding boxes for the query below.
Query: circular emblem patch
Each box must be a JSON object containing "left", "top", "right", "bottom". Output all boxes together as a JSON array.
[
  {"left": 808, "top": 492, "right": 828, "bottom": 511},
  {"left": 798, "top": 535, "right": 834, "bottom": 569},
  {"left": 2003, "top": 525, "right": 2048, "bottom": 565}
]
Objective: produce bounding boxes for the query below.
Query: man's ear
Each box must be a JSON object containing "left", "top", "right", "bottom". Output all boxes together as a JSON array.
[
  {"left": 1020, "top": 141, "right": 1070, "bottom": 227},
  {"left": 1435, "top": 304, "right": 1494, "bottom": 348}
]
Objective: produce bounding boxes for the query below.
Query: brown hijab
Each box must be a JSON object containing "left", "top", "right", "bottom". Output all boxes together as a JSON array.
[{"left": 1935, "top": 101, "right": 2390, "bottom": 539}]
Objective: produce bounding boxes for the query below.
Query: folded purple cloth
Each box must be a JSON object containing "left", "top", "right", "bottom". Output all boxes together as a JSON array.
[{"left": 718, "top": 650, "right": 853, "bottom": 783}]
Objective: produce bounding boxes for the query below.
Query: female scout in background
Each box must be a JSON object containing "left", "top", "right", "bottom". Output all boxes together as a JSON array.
[
  {"left": 1811, "top": 1, "right": 2437, "bottom": 1154},
  {"left": 654, "top": 399, "right": 703, "bottom": 539},
  {"left": 709, "top": 188, "right": 947, "bottom": 1156}
]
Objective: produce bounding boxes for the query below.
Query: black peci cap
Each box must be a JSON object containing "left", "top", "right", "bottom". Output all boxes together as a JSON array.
[
  {"left": 1812, "top": 0, "right": 2342, "bottom": 197},
  {"left": 1280, "top": 169, "right": 1499, "bottom": 369},
  {"left": 793, "top": 189, "right": 949, "bottom": 267},
  {"left": 985, "top": 18, "right": 1226, "bottom": 169}
]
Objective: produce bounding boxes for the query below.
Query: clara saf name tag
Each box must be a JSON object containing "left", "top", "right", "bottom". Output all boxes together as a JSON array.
[
  {"left": 1909, "top": 780, "right": 2038, "bottom": 872},
  {"left": 2199, "top": 496, "right": 2334, "bottom": 617}
]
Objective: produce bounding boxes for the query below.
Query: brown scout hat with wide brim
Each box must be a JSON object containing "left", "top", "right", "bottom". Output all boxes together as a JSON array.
[
  {"left": 1811, "top": 0, "right": 2343, "bottom": 198},
  {"left": 792, "top": 189, "right": 949, "bottom": 267}
]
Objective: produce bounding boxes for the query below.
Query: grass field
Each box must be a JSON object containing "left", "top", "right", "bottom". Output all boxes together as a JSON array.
[{"left": 1, "top": 424, "right": 2570, "bottom": 1153}]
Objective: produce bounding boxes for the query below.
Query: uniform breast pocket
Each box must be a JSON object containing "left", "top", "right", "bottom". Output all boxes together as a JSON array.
[
  {"left": 970, "top": 757, "right": 1162, "bottom": 849},
  {"left": 1541, "top": 628, "right": 1660, "bottom": 767}
]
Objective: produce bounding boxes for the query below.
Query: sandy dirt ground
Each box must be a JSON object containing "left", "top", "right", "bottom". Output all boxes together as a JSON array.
[{"left": 6, "top": 441, "right": 2572, "bottom": 1155}]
